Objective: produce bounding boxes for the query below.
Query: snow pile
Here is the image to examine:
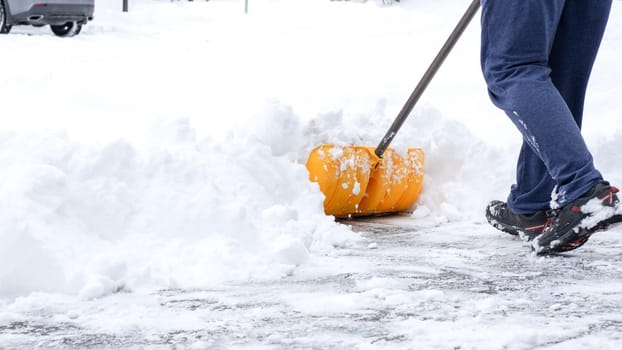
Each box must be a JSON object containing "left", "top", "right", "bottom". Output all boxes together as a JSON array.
[{"left": 0, "top": 113, "right": 357, "bottom": 299}]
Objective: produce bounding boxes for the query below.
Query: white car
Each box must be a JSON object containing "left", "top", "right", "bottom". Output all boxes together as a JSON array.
[{"left": 1, "top": 0, "right": 94, "bottom": 37}]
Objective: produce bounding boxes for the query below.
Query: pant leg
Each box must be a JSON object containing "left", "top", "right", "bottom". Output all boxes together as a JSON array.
[
  {"left": 508, "top": 144, "right": 553, "bottom": 214},
  {"left": 480, "top": 0, "right": 607, "bottom": 214},
  {"left": 550, "top": 0, "right": 613, "bottom": 127}
]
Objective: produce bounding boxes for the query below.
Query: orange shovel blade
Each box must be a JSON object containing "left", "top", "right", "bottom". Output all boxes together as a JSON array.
[
  {"left": 306, "top": 145, "right": 378, "bottom": 217},
  {"left": 306, "top": 145, "right": 424, "bottom": 218}
]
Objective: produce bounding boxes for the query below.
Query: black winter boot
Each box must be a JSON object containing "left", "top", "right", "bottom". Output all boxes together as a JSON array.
[
  {"left": 485, "top": 201, "right": 551, "bottom": 241},
  {"left": 532, "top": 181, "right": 620, "bottom": 255}
]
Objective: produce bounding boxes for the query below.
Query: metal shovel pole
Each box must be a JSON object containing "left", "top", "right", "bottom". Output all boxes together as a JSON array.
[{"left": 374, "top": 0, "right": 481, "bottom": 158}]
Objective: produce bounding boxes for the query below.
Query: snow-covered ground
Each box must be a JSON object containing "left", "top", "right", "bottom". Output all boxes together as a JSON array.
[{"left": 1, "top": 0, "right": 622, "bottom": 348}]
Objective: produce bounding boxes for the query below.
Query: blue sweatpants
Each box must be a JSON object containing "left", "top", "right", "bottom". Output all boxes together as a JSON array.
[{"left": 480, "top": 0, "right": 612, "bottom": 214}]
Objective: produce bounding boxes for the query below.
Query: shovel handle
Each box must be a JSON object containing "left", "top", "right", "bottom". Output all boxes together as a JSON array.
[{"left": 375, "top": 0, "right": 481, "bottom": 158}]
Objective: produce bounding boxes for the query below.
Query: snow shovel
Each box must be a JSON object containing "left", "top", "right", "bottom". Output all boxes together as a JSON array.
[{"left": 306, "top": 0, "right": 481, "bottom": 218}]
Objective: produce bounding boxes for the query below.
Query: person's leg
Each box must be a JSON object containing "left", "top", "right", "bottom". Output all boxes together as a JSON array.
[
  {"left": 550, "top": 0, "right": 613, "bottom": 128},
  {"left": 481, "top": 0, "right": 603, "bottom": 213},
  {"left": 529, "top": 0, "right": 617, "bottom": 254},
  {"left": 507, "top": 145, "right": 553, "bottom": 215}
]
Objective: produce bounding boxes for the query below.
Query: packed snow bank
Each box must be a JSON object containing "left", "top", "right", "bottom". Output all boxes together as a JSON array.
[{"left": 0, "top": 114, "right": 358, "bottom": 299}]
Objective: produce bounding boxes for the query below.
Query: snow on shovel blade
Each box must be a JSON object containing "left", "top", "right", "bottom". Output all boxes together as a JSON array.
[{"left": 306, "top": 145, "right": 424, "bottom": 218}]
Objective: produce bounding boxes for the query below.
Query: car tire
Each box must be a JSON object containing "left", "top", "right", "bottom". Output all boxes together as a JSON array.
[
  {"left": 0, "top": 0, "right": 12, "bottom": 34},
  {"left": 51, "top": 22, "right": 82, "bottom": 37}
]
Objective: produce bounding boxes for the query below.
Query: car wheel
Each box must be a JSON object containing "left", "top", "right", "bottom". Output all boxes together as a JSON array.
[
  {"left": 0, "top": 0, "right": 12, "bottom": 34},
  {"left": 50, "top": 22, "right": 82, "bottom": 37}
]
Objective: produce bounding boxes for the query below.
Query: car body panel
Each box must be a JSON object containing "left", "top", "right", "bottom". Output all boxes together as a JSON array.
[{"left": 4, "top": 0, "right": 94, "bottom": 26}]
